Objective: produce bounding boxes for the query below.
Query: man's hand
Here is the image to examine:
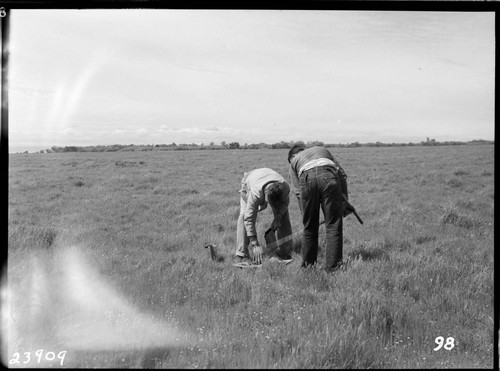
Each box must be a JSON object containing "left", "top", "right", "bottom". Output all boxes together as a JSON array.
[
  {"left": 249, "top": 237, "right": 263, "bottom": 264},
  {"left": 342, "top": 201, "right": 353, "bottom": 217},
  {"left": 252, "top": 243, "right": 263, "bottom": 265}
]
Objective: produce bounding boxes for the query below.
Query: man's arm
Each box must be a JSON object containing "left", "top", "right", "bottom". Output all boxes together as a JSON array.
[
  {"left": 244, "top": 191, "right": 265, "bottom": 263},
  {"left": 338, "top": 167, "right": 348, "bottom": 199},
  {"left": 330, "top": 153, "right": 348, "bottom": 198},
  {"left": 288, "top": 165, "right": 302, "bottom": 213},
  {"left": 243, "top": 191, "right": 261, "bottom": 239}
]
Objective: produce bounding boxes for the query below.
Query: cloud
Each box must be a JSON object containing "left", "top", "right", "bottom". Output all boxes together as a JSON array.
[{"left": 8, "top": 10, "right": 495, "bottom": 147}]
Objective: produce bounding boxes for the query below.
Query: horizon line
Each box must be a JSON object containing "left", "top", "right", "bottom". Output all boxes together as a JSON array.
[{"left": 9, "top": 138, "right": 495, "bottom": 154}]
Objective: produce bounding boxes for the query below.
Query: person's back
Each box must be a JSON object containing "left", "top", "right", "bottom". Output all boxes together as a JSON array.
[
  {"left": 289, "top": 146, "right": 348, "bottom": 207},
  {"left": 235, "top": 168, "right": 292, "bottom": 264},
  {"left": 287, "top": 145, "right": 346, "bottom": 272},
  {"left": 289, "top": 146, "right": 334, "bottom": 176},
  {"left": 244, "top": 168, "right": 286, "bottom": 202}
]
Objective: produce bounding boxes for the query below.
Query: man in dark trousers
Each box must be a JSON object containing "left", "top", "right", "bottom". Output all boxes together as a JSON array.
[{"left": 287, "top": 145, "right": 348, "bottom": 272}]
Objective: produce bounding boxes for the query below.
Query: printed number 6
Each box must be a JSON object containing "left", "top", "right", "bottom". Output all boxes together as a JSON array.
[{"left": 0, "top": 8, "right": 6, "bottom": 17}]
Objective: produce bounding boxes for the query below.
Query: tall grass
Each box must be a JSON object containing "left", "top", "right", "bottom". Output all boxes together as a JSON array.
[{"left": 4, "top": 144, "right": 494, "bottom": 368}]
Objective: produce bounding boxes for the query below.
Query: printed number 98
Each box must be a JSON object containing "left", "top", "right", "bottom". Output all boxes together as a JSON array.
[{"left": 434, "top": 336, "right": 455, "bottom": 351}]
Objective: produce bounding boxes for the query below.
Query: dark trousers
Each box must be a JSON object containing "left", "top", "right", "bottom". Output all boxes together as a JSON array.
[{"left": 299, "top": 166, "right": 343, "bottom": 270}]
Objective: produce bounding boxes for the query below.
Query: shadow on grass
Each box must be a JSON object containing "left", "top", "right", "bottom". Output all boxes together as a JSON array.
[
  {"left": 140, "top": 347, "right": 171, "bottom": 368},
  {"left": 65, "top": 348, "right": 171, "bottom": 368},
  {"left": 347, "top": 247, "right": 389, "bottom": 262},
  {"left": 291, "top": 237, "right": 391, "bottom": 263}
]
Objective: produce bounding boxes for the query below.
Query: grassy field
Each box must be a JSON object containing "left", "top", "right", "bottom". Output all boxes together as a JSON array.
[{"left": 4, "top": 144, "right": 494, "bottom": 368}]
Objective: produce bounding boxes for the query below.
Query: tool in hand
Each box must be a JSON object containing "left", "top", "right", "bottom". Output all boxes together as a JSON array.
[{"left": 342, "top": 194, "right": 364, "bottom": 224}]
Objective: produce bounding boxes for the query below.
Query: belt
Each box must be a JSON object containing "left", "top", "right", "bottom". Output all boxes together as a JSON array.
[{"left": 300, "top": 165, "right": 337, "bottom": 178}]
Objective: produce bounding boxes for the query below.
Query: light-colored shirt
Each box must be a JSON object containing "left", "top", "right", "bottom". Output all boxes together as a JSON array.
[
  {"left": 298, "top": 158, "right": 337, "bottom": 176},
  {"left": 240, "top": 168, "right": 289, "bottom": 237}
]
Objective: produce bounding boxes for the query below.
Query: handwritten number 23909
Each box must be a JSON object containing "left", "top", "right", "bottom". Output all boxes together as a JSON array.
[{"left": 9, "top": 350, "right": 67, "bottom": 366}]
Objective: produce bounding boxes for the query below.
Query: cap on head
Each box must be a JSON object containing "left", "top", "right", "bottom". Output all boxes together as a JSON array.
[{"left": 288, "top": 144, "right": 305, "bottom": 163}]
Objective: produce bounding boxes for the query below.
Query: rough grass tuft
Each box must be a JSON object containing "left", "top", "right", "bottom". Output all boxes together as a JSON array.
[
  {"left": 10, "top": 225, "right": 58, "bottom": 249},
  {"left": 414, "top": 234, "right": 437, "bottom": 244},
  {"left": 440, "top": 209, "right": 480, "bottom": 229},
  {"left": 446, "top": 178, "right": 463, "bottom": 188},
  {"left": 453, "top": 168, "right": 469, "bottom": 176},
  {"left": 348, "top": 246, "right": 389, "bottom": 261}
]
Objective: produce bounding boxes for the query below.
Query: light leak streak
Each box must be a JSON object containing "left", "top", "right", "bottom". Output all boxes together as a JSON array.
[{"left": 1, "top": 245, "right": 196, "bottom": 366}]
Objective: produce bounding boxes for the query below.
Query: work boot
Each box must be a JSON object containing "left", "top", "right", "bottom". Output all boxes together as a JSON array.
[
  {"left": 234, "top": 255, "right": 250, "bottom": 263},
  {"left": 325, "top": 261, "right": 344, "bottom": 274},
  {"left": 275, "top": 247, "right": 292, "bottom": 260}
]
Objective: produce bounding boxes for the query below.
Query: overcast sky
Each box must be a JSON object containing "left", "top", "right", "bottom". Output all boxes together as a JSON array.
[{"left": 7, "top": 9, "right": 495, "bottom": 151}]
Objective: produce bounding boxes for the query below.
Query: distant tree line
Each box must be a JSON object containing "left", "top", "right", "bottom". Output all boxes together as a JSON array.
[{"left": 34, "top": 138, "right": 493, "bottom": 154}]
